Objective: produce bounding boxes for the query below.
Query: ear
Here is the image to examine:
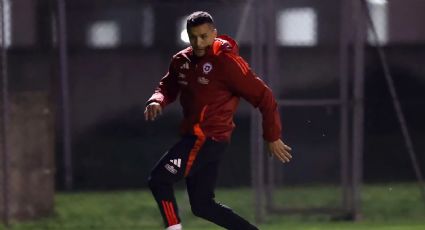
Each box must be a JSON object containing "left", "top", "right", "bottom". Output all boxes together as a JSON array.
[{"left": 213, "top": 28, "right": 218, "bottom": 38}]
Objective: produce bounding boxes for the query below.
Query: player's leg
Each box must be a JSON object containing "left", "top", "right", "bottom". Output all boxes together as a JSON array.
[
  {"left": 185, "top": 139, "right": 259, "bottom": 230},
  {"left": 148, "top": 135, "right": 198, "bottom": 229}
]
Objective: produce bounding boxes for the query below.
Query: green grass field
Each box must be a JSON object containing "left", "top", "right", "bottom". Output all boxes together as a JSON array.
[{"left": 2, "top": 183, "right": 425, "bottom": 229}]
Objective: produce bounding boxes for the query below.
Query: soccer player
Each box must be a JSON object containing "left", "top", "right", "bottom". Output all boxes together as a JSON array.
[{"left": 145, "top": 11, "right": 292, "bottom": 230}]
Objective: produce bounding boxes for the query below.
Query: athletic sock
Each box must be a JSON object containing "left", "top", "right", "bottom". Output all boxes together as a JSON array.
[{"left": 166, "top": 223, "right": 182, "bottom": 230}]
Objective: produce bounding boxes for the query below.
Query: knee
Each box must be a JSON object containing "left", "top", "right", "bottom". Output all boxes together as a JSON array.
[
  {"left": 190, "top": 199, "right": 208, "bottom": 217},
  {"left": 190, "top": 199, "right": 217, "bottom": 218},
  {"left": 190, "top": 203, "right": 206, "bottom": 218}
]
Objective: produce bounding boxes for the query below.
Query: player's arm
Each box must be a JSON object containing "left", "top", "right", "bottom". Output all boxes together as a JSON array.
[
  {"left": 222, "top": 53, "right": 292, "bottom": 162},
  {"left": 145, "top": 59, "right": 180, "bottom": 121}
]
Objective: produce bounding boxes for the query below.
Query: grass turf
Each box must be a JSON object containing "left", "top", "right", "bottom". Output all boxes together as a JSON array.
[{"left": 2, "top": 183, "right": 425, "bottom": 229}]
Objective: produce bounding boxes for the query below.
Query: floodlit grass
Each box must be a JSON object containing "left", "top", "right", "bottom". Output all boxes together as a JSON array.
[{"left": 2, "top": 183, "right": 425, "bottom": 229}]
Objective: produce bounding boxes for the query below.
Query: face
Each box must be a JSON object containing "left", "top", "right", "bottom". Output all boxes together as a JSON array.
[{"left": 187, "top": 23, "right": 217, "bottom": 57}]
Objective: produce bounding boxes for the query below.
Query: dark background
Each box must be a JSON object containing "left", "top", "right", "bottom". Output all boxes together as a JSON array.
[{"left": 6, "top": 0, "right": 425, "bottom": 190}]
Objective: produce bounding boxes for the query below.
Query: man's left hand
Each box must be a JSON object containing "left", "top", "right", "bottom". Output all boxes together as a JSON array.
[{"left": 267, "top": 139, "right": 292, "bottom": 163}]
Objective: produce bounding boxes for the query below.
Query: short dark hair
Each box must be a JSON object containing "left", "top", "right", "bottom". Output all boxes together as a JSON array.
[{"left": 186, "top": 11, "right": 214, "bottom": 29}]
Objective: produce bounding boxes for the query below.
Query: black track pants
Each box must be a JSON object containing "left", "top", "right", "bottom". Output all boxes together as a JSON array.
[{"left": 148, "top": 135, "right": 258, "bottom": 230}]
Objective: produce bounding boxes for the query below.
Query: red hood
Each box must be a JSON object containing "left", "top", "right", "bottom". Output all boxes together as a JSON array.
[{"left": 211, "top": 35, "right": 239, "bottom": 56}]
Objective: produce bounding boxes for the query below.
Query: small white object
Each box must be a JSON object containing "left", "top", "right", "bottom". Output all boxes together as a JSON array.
[{"left": 166, "top": 223, "right": 182, "bottom": 230}]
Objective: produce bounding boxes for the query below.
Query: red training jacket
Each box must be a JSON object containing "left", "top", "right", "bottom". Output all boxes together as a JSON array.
[{"left": 147, "top": 35, "right": 281, "bottom": 142}]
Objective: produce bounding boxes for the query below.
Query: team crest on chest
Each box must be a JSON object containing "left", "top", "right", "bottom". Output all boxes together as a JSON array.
[{"left": 202, "top": 62, "right": 213, "bottom": 74}]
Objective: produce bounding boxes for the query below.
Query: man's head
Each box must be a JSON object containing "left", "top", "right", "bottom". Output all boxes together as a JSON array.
[{"left": 186, "top": 11, "right": 217, "bottom": 57}]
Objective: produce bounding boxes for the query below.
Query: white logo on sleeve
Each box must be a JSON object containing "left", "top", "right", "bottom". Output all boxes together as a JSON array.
[{"left": 203, "top": 62, "right": 213, "bottom": 74}]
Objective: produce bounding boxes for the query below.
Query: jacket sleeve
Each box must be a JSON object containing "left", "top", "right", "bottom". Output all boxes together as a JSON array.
[
  {"left": 146, "top": 58, "right": 180, "bottom": 108},
  {"left": 222, "top": 53, "right": 282, "bottom": 142}
]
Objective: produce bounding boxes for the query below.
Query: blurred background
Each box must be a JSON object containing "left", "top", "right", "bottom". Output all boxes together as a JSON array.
[{"left": 0, "top": 0, "right": 425, "bottom": 229}]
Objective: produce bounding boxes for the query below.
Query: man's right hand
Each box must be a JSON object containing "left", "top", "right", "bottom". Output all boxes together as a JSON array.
[{"left": 144, "top": 102, "right": 162, "bottom": 121}]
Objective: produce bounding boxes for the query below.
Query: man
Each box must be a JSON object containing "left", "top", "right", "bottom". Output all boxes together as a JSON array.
[{"left": 145, "top": 11, "right": 292, "bottom": 230}]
